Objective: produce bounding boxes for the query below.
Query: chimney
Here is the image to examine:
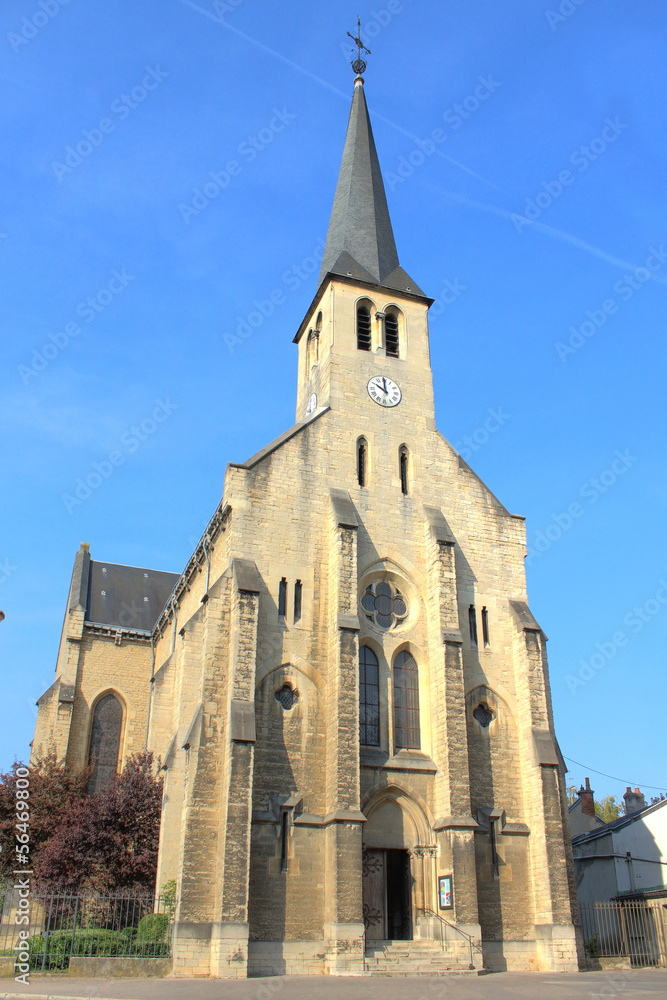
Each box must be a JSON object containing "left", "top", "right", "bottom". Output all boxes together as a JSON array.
[
  {"left": 577, "top": 777, "right": 596, "bottom": 817},
  {"left": 623, "top": 787, "right": 646, "bottom": 815}
]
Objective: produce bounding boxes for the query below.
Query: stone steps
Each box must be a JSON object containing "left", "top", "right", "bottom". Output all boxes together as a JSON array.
[{"left": 364, "top": 940, "right": 485, "bottom": 976}]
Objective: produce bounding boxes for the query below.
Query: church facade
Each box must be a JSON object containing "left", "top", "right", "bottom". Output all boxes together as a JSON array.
[{"left": 32, "top": 71, "right": 583, "bottom": 977}]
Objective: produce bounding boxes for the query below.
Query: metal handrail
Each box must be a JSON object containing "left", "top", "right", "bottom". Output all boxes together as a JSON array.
[{"left": 416, "top": 906, "right": 479, "bottom": 969}]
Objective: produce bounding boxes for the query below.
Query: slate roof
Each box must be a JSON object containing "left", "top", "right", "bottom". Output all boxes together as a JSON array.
[
  {"left": 69, "top": 545, "right": 179, "bottom": 632},
  {"left": 318, "top": 78, "right": 426, "bottom": 299}
]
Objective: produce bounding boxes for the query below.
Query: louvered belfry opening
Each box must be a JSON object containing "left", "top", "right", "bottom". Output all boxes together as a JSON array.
[
  {"left": 385, "top": 312, "right": 399, "bottom": 357},
  {"left": 357, "top": 304, "right": 372, "bottom": 350}
]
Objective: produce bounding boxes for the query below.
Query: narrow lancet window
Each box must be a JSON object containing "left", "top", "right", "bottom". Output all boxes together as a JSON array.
[
  {"left": 399, "top": 446, "right": 409, "bottom": 495},
  {"left": 278, "top": 578, "right": 287, "bottom": 618},
  {"left": 385, "top": 313, "right": 399, "bottom": 358},
  {"left": 393, "top": 651, "right": 420, "bottom": 750},
  {"left": 359, "top": 646, "right": 380, "bottom": 746},
  {"left": 294, "top": 580, "right": 302, "bottom": 623},
  {"left": 280, "top": 810, "right": 289, "bottom": 873},
  {"left": 469, "top": 605, "right": 478, "bottom": 646},
  {"left": 357, "top": 438, "right": 367, "bottom": 487},
  {"left": 357, "top": 304, "right": 372, "bottom": 350},
  {"left": 482, "top": 607, "right": 490, "bottom": 646}
]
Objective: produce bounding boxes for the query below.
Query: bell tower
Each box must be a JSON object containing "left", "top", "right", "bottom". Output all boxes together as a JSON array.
[{"left": 294, "top": 68, "right": 435, "bottom": 432}]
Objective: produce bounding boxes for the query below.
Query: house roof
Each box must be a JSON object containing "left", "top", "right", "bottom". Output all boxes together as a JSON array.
[{"left": 571, "top": 795, "right": 667, "bottom": 846}]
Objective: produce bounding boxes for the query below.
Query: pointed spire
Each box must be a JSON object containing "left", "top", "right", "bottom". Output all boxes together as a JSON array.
[{"left": 318, "top": 78, "right": 425, "bottom": 298}]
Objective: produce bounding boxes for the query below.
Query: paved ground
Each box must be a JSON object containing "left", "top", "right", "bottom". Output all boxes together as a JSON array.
[{"left": 2, "top": 969, "right": 667, "bottom": 1000}]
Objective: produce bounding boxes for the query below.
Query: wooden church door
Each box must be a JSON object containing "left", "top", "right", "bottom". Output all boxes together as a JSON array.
[{"left": 362, "top": 848, "right": 412, "bottom": 941}]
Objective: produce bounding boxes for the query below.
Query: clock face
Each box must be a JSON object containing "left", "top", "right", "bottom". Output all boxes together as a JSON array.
[
  {"left": 367, "top": 376, "right": 401, "bottom": 407},
  {"left": 305, "top": 392, "right": 317, "bottom": 416}
]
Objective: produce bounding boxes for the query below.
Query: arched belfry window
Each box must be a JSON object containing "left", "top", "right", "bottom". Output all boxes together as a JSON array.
[
  {"left": 357, "top": 437, "right": 367, "bottom": 487},
  {"left": 306, "top": 330, "right": 318, "bottom": 373},
  {"left": 356, "top": 303, "right": 372, "bottom": 351},
  {"left": 359, "top": 646, "right": 380, "bottom": 746},
  {"left": 399, "top": 446, "right": 409, "bottom": 495},
  {"left": 385, "top": 312, "right": 399, "bottom": 358},
  {"left": 87, "top": 692, "right": 123, "bottom": 794},
  {"left": 393, "top": 651, "right": 420, "bottom": 750}
]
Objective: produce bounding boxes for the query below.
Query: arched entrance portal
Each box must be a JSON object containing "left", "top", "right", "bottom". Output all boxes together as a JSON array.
[{"left": 362, "top": 795, "right": 424, "bottom": 941}]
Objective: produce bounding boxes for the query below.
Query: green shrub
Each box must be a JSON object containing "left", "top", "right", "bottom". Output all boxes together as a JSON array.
[
  {"left": 135, "top": 913, "right": 171, "bottom": 955},
  {"left": 584, "top": 933, "right": 600, "bottom": 957},
  {"left": 28, "top": 927, "right": 138, "bottom": 969}
]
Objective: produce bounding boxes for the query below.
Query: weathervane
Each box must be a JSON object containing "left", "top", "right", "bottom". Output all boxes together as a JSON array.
[{"left": 347, "top": 16, "right": 370, "bottom": 78}]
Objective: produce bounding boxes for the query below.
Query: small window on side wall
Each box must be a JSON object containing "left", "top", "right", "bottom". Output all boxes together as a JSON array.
[{"left": 278, "top": 578, "right": 287, "bottom": 618}]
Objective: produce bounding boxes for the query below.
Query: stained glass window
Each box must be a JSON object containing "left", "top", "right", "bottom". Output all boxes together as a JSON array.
[
  {"left": 361, "top": 581, "right": 408, "bottom": 630},
  {"left": 393, "top": 651, "right": 420, "bottom": 750},
  {"left": 359, "top": 646, "right": 380, "bottom": 746},
  {"left": 88, "top": 693, "right": 123, "bottom": 794}
]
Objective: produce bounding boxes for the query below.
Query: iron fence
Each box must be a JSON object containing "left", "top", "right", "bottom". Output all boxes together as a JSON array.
[
  {"left": 579, "top": 900, "right": 667, "bottom": 968},
  {"left": 0, "top": 886, "right": 173, "bottom": 972}
]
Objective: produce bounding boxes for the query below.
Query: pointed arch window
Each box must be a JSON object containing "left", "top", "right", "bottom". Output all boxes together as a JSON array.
[
  {"left": 278, "top": 578, "right": 287, "bottom": 618},
  {"left": 306, "top": 330, "right": 319, "bottom": 373},
  {"left": 357, "top": 437, "right": 367, "bottom": 487},
  {"left": 399, "top": 446, "right": 409, "bottom": 495},
  {"left": 293, "top": 580, "right": 302, "bottom": 623},
  {"left": 385, "top": 312, "right": 399, "bottom": 358},
  {"left": 393, "top": 651, "right": 420, "bottom": 750},
  {"left": 87, "top": 693, "right": 123, "bottom": 794},
  {"left": 469, "top": 605, "right": 478, "bottom": 646},
  {"left": 357, "top": 304, "right": 372, "bottom": 351},
  {"left": 359, "top": 646, "right": 380, "bottom": 746}
]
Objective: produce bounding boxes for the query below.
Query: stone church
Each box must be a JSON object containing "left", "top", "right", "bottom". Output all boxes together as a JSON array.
[{"left": 32, "top": 68, "right": 583, "bottom": 976}]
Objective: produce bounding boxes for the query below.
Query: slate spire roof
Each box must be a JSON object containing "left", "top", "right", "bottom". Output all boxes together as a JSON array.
[{"left": 318, "top": 77, "right": 426, "bottom": 298}]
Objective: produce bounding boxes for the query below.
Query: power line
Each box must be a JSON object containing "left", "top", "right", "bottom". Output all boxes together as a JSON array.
[{"left": 563, "top": 756, "right": 667, "bottom": 792}]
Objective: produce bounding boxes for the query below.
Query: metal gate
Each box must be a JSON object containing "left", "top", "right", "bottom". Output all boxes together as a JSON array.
[{"left": 579, "top": 900, "right": 667, "bottom": 967}]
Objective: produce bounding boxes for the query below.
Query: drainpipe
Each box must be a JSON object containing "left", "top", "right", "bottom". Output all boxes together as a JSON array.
[
  {"left": 144, "top": 631, "right": 156, "bottom": 750},
  {"left": 203, "top": 535, "right": 211, "bottom": 596},
  {"left": 170, "top": 596, "right": 178, "bottom": 654}
]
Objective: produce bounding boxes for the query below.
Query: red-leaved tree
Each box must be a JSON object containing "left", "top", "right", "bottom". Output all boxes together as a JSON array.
[
  {"left": 0, "top": 748, "right": 90, "bottom": 885},
  {"left": 35, "top": 751, "right": 162, "bottom": 893}
]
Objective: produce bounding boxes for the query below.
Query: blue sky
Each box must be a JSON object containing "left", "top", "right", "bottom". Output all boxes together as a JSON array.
[{"left": 1, "top": 0, "right": 665, "bottom": 807}]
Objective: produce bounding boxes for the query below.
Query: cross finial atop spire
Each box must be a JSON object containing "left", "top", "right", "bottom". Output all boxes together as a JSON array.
[{"left": 347, "top": 16, "right": 370, "bottom": 80}]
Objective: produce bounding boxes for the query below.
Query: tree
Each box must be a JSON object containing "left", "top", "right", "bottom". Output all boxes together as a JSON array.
[
  {"left": 595, "top": 794, "right": 622, "bottom": 824},
  {"left": 0, "top": 747, "right": 90, "bottom": 884},
  {"left": 35, "top": 751, "right": 162, "bottom": 893},
  {"left": 566, "top": 784, "right": 578, "bottom": 806}
]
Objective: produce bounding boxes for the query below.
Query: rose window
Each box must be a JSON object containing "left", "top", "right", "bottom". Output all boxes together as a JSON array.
[{"left": 361, "top": 581, "right": 408, "bottom": 630}]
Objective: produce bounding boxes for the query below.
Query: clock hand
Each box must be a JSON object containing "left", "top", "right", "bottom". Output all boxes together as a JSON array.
[{"left": 382, "top": 377, "right": 388, "bottom": 393}]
